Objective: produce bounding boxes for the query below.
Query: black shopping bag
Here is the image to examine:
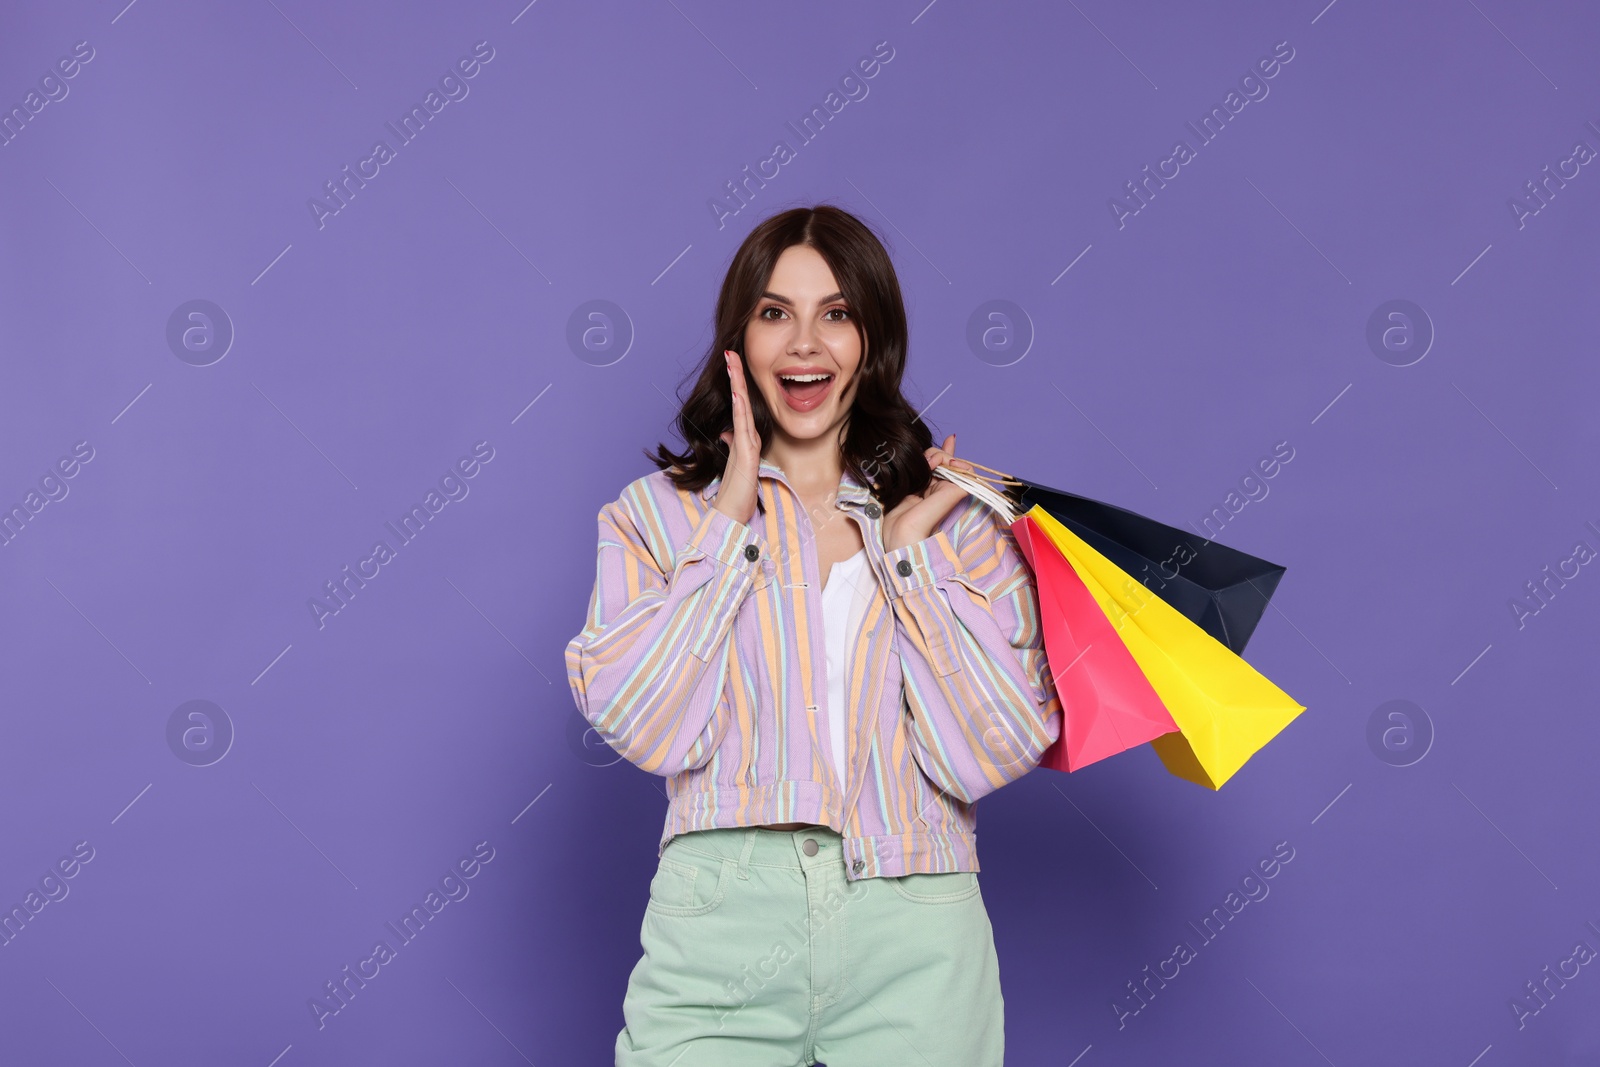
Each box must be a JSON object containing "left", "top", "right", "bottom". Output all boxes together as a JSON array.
[{"left": 1012, "top": 479, "right": 1286, "bottom": 655}]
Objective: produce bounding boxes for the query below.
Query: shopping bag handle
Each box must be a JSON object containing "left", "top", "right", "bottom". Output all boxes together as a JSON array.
[{"left": 932, "top": 465, "right": 1021, "bottom": 524}]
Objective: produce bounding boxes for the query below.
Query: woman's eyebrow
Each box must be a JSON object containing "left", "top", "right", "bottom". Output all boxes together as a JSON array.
[{"left": 760, "top": 291, "right": 846, "bottom": 305}]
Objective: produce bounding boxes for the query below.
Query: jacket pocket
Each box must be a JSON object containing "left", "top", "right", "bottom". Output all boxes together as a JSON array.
[
  {"left": 889, "top": 870, "right": 981, "bottom": 905},
  {"left": 646, "top": 842, "right": 735, "bottom": 918}
]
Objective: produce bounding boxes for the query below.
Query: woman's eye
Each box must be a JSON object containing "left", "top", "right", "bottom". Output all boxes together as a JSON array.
[
  {"left": 760, "top": 306, "right": 786, "bottom": 320},
  {"left": 826, "top": 307, "right": 850, "bottom": 321}
]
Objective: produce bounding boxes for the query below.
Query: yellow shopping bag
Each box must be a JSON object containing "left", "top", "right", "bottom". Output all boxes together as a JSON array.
[{"left": 1024, "top": 505, "right": 1306, "bottom": 789}]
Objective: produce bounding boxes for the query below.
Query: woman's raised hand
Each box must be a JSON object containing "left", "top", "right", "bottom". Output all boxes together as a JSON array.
[
  {"left": 881, "top": 433, "right": 974, "bottom": 551},
  {"left": 713, "top": 348, "right": 761, "bottom": 526}
]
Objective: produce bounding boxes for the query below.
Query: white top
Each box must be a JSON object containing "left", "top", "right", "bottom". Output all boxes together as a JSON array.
[{"left": 820, "top": 547, "right": 874, "bottom": 795}]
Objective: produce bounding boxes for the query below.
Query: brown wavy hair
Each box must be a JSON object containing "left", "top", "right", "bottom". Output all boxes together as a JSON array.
[{"left": 649, "top": 203, "right": 935, "bottom": 513}]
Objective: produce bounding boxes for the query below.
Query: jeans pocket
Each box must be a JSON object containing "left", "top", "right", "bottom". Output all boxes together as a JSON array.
[
  {"left": 646, "top": 844, "right": 735, "bottom": 918},
  {"left": 889, "top": 870, "right": 982, "bottom": 905}
]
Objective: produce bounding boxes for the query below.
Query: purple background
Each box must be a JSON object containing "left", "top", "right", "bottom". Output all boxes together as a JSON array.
[{"left": 3, "top": 1, "right": 1598, "bottom": 1063}]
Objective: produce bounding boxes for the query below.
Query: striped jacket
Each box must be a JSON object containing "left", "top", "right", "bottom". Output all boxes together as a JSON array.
[{"left": 564, "top": 458, "right": 1063, "bottom": 881}]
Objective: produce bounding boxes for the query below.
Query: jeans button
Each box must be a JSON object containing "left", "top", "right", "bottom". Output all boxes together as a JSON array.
[{"left": 801, "top": 838, "right": 819, "bottom": 856}]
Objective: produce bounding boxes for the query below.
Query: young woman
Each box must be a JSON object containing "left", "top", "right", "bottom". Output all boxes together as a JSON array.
[{"left": 565, "top": 204, "right": 1062, "bottom": 1066}]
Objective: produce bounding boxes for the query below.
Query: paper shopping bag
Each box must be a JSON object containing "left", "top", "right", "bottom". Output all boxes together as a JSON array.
[
  {"left": 1012, "top": 514, "right": 1179, "bottom": 772},
  {"left": 1013, "top": 479, "right": 1286, "bottom": 655},
  {"left": 1023, "top": 505, "right": 1306, "bottom": 790}
]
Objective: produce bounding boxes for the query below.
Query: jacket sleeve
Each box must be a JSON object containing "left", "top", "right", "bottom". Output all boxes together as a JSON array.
[
  {"left": 882, "top": 495, "right": 1062, "bottom": 803},
  {"left": 564, "top": 486, "right": 767, "bottom": 775}
]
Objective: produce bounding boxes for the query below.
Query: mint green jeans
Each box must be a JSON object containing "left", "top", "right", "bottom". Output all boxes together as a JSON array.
[{"left": 614, "top": 825, "right": 1004, "bottom": 1066}]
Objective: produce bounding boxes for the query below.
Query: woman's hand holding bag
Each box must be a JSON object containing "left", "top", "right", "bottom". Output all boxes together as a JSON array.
[{"left": 882, "top": 434, "right": 974, "bottom": 551}]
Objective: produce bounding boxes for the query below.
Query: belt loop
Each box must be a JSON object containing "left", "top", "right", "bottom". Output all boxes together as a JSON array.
[{"left": 736, "top": 828, "right": 757, "bottom": 880}]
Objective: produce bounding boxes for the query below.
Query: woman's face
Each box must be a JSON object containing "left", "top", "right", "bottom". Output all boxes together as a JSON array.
[{"left": 742, "top": 244, "right": 863, "bottom": 451}]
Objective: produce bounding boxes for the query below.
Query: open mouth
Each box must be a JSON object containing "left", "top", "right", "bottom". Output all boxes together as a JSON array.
[{"left": 776, "top": 371, "right": 834, "bottom": 412}]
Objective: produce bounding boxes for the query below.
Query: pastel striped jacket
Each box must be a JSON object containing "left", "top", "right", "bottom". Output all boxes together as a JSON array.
[{"left": 565, "top": 458, "right": 1063, "bottom": 881}]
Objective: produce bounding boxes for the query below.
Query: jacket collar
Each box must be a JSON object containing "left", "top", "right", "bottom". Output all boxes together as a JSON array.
[{"left": 699, "top": 460, "right": 875, "bottom": 507}]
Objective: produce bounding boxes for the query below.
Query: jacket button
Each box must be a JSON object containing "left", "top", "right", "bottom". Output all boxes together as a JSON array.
[
  {"left": 864, "top": 503, "right": 881, "bottom": 519},
  {"left": 802, "top": 839, "right": 819, "bottom": 856},
  {"left": 896, "top": 559, "right": 913, "bottom": 577},
  {"left": 851, "top": 859, "right": 865, "bottom": 873},
  {"left": 743, "top": 544, "right": 760, "bottom": 561}
]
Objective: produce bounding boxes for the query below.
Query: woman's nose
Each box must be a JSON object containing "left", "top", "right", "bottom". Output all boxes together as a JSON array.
[{"left": 791, "top": 323, "right": 820, "bottom": 353}]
